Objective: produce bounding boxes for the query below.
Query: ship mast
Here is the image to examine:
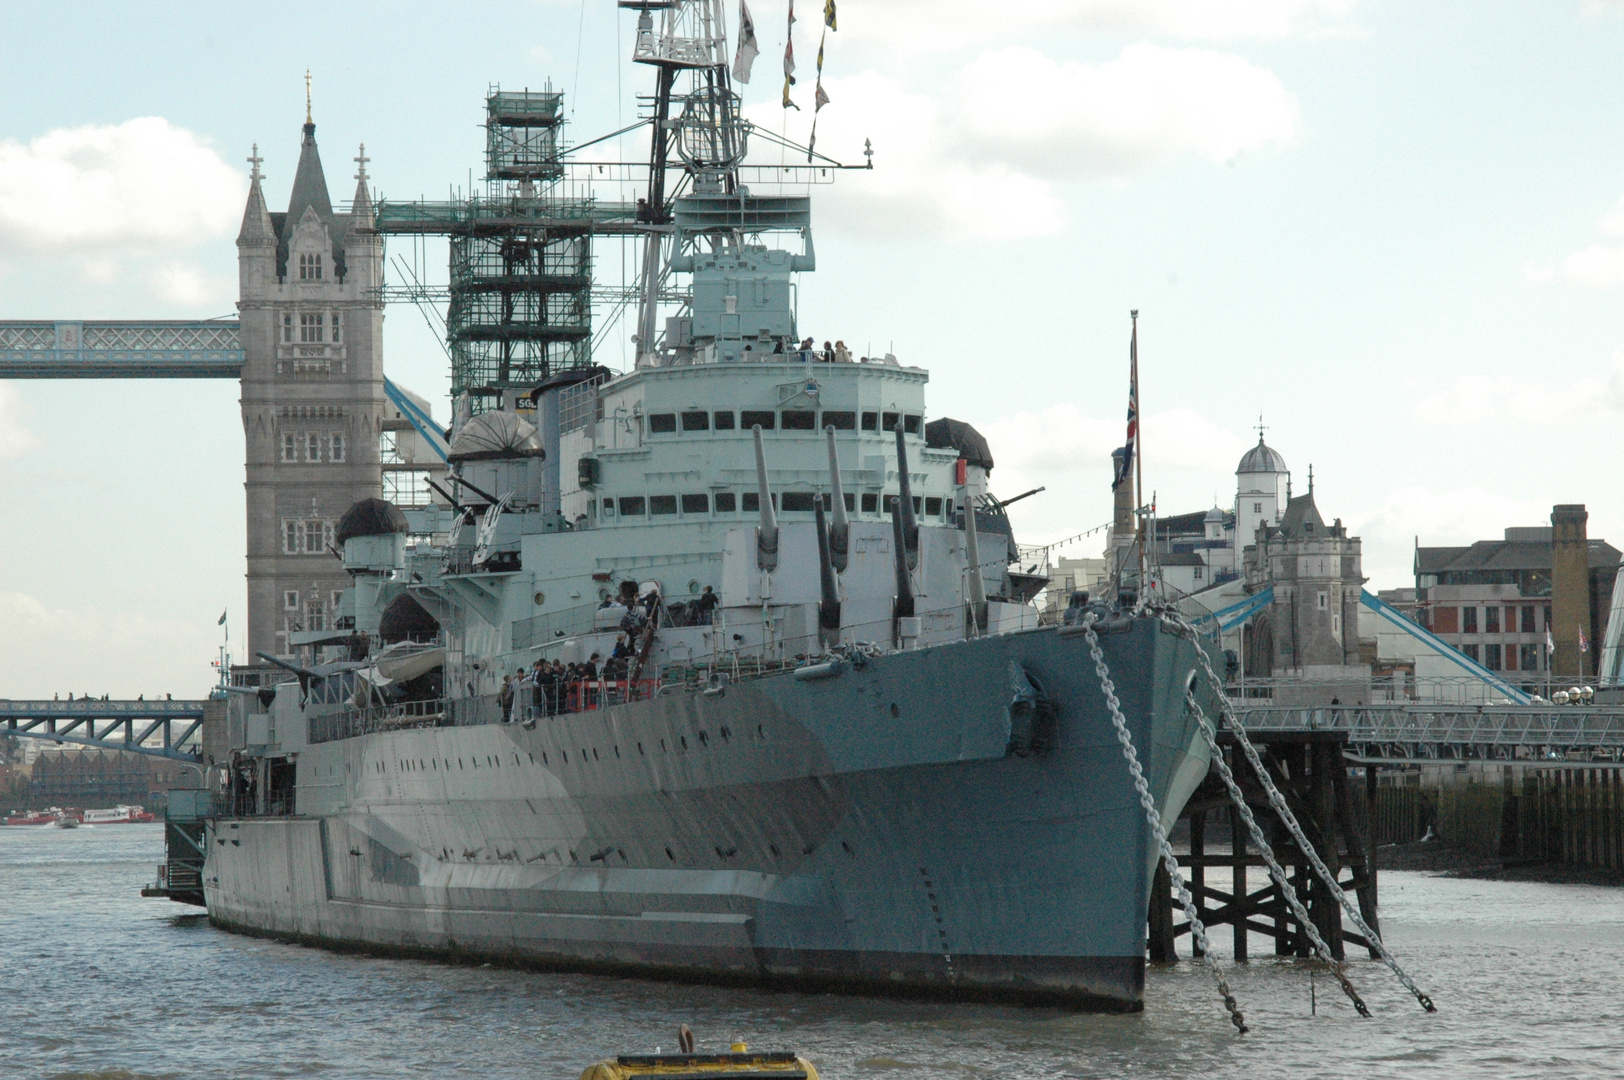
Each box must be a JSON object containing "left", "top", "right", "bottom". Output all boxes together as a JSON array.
[
  {"left": 1132, "top": 309, "right": 1145, "bottom": 590},
  {"left": 622, "top": 0, "right": 745, "bottom": 368}
]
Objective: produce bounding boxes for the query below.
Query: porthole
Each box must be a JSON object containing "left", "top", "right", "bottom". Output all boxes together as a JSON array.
[
  {"left": 534, "top": 591, "right": 546, "bottom": 606},
  {"left": 689, "top": 580, "right": 701, "bottom": 594}
]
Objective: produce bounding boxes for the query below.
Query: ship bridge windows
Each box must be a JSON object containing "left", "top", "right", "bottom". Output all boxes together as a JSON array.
[
  {"left": 649, "top": 495, "right": 678, "bottom": 515},
  {"left": 861, "top": 412, "right": 878, "bottom": 431},
  {"left": 713, "top": 410, "right": 736, "bottom": 430},
  {"left": 714, "top": 492, "right": 737, "bottom": 513},
  {"left": 742, "top": 492, "right": 777, "bottom": 512},
  {"left": 822, "top": 410, "right": 856, "bottom": 430},
  {"left": 618, "top": 496, "right": 646, "bottom": 516},
  {"left": 861, "top": 492, "right": 878, "bottom": 513},
  {"left": 741, "top": 410, "right": 775, "bottom": 430},
  {"left": 681, "top": 493, "right": 709, "bottom": 513},
  {"left": 648, "top": 413, "right": 677, "bottom": 434},
  {"left": 780, "top": 491, "right": 816, "bottom": 512},
  {"left": 781, "top": 410, "right": 816, "bottom": 431},
  {"left": 681, "top": 411, "right": 709, "bottom": 432},
  {"left": 925, "top": 497, "right": 943, "bottom": 517}
]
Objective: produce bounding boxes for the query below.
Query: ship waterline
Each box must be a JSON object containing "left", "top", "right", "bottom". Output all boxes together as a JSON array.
[{"left": 208, "top": 622, "right": 1212, "bottom": 1009}]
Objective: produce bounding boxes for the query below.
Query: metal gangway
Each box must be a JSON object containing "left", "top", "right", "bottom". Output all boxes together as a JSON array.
[
  {"left": 0, "top": 699, "right": 208, "bottom": 761},
  {"left": 1235, "top": 703, "right": 1624, "bottom": 764}
]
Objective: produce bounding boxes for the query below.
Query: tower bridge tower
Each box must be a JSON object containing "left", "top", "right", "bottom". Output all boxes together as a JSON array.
[{"left": 237, "top": 109, "right": 387, "bottom": 660}]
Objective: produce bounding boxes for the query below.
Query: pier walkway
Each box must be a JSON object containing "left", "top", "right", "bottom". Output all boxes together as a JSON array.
[
  {"left": 1234, "top": 704, "right": 1624, "bottom": 763},
  {"left": 1, "top": 699, "right": 209, "bottom": 761}
]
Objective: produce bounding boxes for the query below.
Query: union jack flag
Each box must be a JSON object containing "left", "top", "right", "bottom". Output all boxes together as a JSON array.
[{"left": 1112, "top": 333, "right": 1137, "bottom": 492}]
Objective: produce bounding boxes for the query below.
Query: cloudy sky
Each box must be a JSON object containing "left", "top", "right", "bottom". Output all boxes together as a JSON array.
[{"left": 3, "top": 1, "right": 1623, "bottom": 696}]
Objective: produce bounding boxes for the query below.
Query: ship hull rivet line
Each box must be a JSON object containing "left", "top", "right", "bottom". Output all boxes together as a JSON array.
[
  {"left": 1156, "top": 606, "right": 1438, "bottom": 1014},
  {"left": 1082, "top": 615, "right": 1248, "bottom": 1035}
]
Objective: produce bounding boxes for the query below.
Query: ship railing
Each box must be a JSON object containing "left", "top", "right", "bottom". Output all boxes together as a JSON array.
[
  {"left": 309, "top": 698, "right": 447, "bottom": 744},
  {"left": 511, "top": 600, "right": 623, "bottom": 649}
]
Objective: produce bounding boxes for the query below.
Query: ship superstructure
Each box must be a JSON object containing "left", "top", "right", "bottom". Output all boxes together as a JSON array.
[{"left": 197, "top": 0, "right": 1217, "bottom": 1011}]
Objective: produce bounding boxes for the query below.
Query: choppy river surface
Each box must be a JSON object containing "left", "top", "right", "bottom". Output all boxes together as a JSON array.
[{"left": 4, "top": 824, "right": 1622, "bottom": 1079}]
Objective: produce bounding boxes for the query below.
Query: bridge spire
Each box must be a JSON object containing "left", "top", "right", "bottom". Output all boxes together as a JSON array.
[{"left": 238, "top": 144, "right": 275, "bottom": 247}]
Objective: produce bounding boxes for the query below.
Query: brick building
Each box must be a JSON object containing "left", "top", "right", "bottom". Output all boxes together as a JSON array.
[
  {"left": 1415, "top": 507, "right": 1620, "bottom": 684},
  {"left": 28, "top": 750, "right": 190, "bottom": 806}
]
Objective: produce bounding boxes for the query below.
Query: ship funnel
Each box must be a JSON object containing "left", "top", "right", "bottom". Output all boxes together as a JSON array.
[
  {"left": 890, "top": 496, "right": 916, "bottom": 623},
  {"left": 814, "top": 499, "right": 841, "bottom": 647},
  {"left": 753, "top": 425, "right": 778, "bottom": 571},
  {"left": 894, "top": 426, "right": 919, "bottom": 570},
  {"left": 961, "top": 486, "right": 988, "bottom": 636},
  {"left": 824, "top": 427, "right": 849, "bottom": 572}
]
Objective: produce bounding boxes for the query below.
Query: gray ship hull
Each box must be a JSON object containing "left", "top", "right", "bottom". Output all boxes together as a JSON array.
[{"left": 205, "top": 619, "right": 1211, "bottom": 1009}]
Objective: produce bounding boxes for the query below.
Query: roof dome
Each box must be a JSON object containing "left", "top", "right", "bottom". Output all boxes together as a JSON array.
[
  {"left": 1237, "top": 435, "right": 1288, "bottom": 475},
  {"left": 335, "top": 498, "right": 408, "bottom": 546}
]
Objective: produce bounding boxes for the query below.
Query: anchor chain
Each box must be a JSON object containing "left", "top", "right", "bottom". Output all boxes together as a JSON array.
[
  {"left": 1156, "top": 607, "right": 1437, "bottom": 1013},
  {"left": 1181, "top": 686, "right": 1370, "bottom": 1017},
  {"left": 1082, "top": 617, "right": 1248, "bottom": 1035}
]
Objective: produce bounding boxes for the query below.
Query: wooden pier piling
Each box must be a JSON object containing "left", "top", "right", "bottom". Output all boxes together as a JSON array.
[{"left": 1150, "top": 731, "right": 1379, "bottom": 962}]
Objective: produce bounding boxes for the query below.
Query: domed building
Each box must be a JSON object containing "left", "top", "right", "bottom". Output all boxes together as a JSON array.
[
  {"left": 1133, "top": 430, "right": 1292, "bottom": 597},
  {"left": 1236, "top": 432, "right": 1289, "bottom": 554}
]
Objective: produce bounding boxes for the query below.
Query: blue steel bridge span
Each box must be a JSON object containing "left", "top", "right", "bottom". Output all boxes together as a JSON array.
[{"left": 1, "top": 699, "right": 208, "bottom": 762}]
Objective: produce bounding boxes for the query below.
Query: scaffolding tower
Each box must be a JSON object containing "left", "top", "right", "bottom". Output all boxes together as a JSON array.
[{"left": 377, "top": 88, "right": 626, "bottom": 412}]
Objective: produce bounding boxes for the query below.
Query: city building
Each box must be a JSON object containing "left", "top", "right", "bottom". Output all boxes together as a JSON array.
[
  {"left": 28, "top": 749, "right": 192, "bottom": 807},
  {"left": 1139, "top": 428, "right": 1290, "bottom": 598},
  {"left": 1240, "top": 475, "right": 1369, "bottom": 702},
  {"left": 1416, "top": 506, "right": 1620, "bottom": 683}
]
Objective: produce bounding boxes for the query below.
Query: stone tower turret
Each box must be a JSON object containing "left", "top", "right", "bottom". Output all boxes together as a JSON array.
[{"left": 238, "top": 112, "right": 387, "bottom": 662}]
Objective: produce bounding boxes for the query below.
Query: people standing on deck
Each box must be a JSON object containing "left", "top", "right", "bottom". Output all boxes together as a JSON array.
[
  {"left": 798, "top": 336, "right": 815, "bottom": 361},
  {"left": 530, "top": 660, "right": 546, "bottom": 722},
  {"left": 834, "top": 340, "right": 851, "bottom": 363},
  {"left": 499, "top": 674, "right": 514, "bottom": 722},
  {"left": 694, "top": 585, "right": 718, "bottom": 625}
]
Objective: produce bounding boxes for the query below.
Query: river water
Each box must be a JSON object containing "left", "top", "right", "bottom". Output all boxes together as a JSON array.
[{"left": 3, "top": 824, "right": 1621, "bottom": 1080}]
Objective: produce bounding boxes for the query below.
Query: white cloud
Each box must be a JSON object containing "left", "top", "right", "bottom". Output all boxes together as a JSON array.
[
  {"left": 0, "top": 117, "right": 245, "bottom": 255},
  {"left": 764, "top": 44, "right": 1296, "bottom": 239},
  {"left": 1528, "top": 192, "right": 1624, "bottom": 288},
  {"left": 1412, "top": 349, "right": 1624, "bottom": 425},
  {"left": 149, "top": 262, "right": 235, "bottom": 306},
  {"left": 950, "top": 44, "right": 1298, "bottom": 179},
  {"left": 984, "top": 402, "right": 1250, "bottom": 476},
  {"left": 0, "top": 587, "right": 216, "bottom": 698},
  {"left": 979, "top": 402, "right": 1252, "bottom": 547},
  {"left": 1351, "top": 486, "right": 1554, "bottom": 588},
  {"left": 0, "top": 385, "right": 43, "bottom": 463},
  {"left": 838, "top": 0, "right": 1361, "bottom": 61}
]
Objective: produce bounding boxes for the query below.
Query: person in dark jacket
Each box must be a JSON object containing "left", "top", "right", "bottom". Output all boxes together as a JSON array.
[{"left": 694, "top": 585, "right": 719, "bottom": 625}]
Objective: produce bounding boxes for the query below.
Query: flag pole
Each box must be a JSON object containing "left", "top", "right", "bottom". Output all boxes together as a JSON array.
[{"left": 1131, "top": 310, "right": 1144, "bottom": 590}]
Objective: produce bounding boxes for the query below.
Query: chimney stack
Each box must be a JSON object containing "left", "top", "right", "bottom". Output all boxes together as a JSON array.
[{"left": 1551, "top": 503, "right": 1590, "bottom": 679}]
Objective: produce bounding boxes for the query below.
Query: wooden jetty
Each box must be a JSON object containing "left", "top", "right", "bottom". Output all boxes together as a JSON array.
[{"left": 1150, "top": 730, "right": 1381, "bottom": 962}]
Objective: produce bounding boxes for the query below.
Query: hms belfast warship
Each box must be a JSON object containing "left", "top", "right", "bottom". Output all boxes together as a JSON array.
[{"left": 202, "top": 1, "right": 1217, "bottom": 1010}]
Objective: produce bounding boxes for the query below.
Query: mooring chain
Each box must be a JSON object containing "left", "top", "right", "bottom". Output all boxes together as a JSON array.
[
  {"left": 1081, "top": 617, "right": 1249, "bottom": 1035},
  {"left": 1156, "top": 607, "right": 1437, "bottom": 1013},
  {"left": 1180, "top": 686, "right": 1371, "bottom": 1017}
]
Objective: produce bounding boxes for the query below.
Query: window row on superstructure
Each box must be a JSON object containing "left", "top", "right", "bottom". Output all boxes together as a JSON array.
[
  {"left": 644, "top": 409, "right": 924, "bottom": 435},
  {"left": 600, "top": 491, "right": 952, "bottom": 522}
]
